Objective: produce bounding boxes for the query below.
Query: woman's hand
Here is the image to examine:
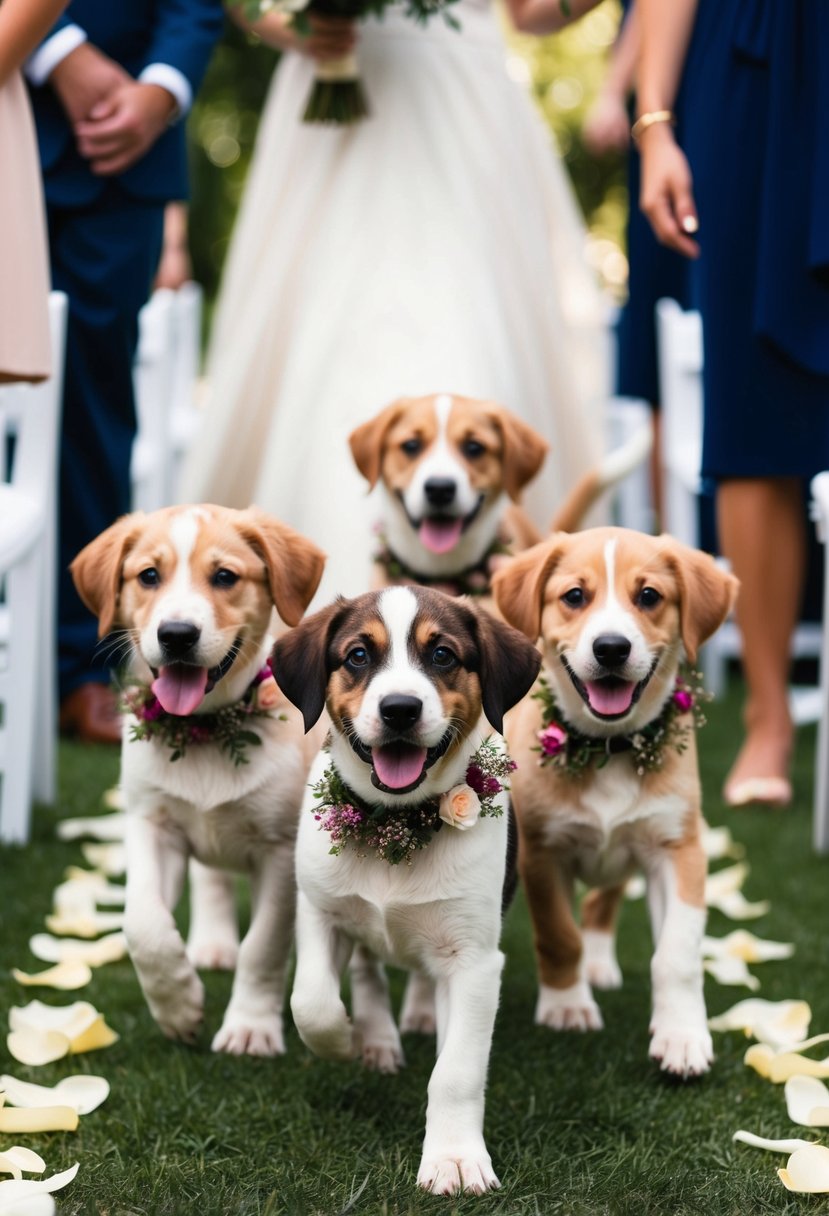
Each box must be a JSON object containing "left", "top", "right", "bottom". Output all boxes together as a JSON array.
[
  {"left": 639, "top": 122, "right": 700, "bottom": 258},
  {"left": 250, "top": 11, "right": 357, "bottom": 60},
  {"left": 582, "top": 91, "right": 630, "bottom": 157}
]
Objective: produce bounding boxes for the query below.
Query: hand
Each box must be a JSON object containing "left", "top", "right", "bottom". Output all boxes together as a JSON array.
[
  {"left": 154, "top": 242, "right": 192, "bottom": 291},
  {"left": 639, "top": 124, "right": 700, "bottom": 258},
  {"left": 269, "top": 13, "right": 357, "bottom": 61},
  {"left": 74, "top": 81, "right": 177, "bottom": 176},
  {"left": 49, "top": 41, "right": 130, "bottom": 127},
  {"left": 582, "top": 92, "right": 630, "bottom": 157}
]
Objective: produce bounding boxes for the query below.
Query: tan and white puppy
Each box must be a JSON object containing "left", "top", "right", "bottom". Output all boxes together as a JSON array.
[
  {"left": 492, "top": 528, "right": 738, "bottom": 1078},
  {"left": 71, "top": 504, "right": 325, "bottom": 1056},
  {"left": 271, "top": 586, "right": 541, "bottom": 1195}
]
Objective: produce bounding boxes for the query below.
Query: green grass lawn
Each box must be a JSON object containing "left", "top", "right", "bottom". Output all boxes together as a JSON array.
[{"left": 1, "top": 679, "right": 827, "bottom": 1216}]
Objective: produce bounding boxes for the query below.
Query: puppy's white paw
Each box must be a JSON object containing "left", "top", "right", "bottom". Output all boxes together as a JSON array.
[
  {"left": 360, "top": 1035, "right": 405, "bottom": 1074},
  {"left": 400, "top": 974, "right": 437, "bottom": 1035},
  {"left": 649, "top": 1021, "right": 713, "bottom": 1078},
  {"left": 187, "top": 937, "right": 239, "bottom": 972},
  {"left": 151, "top": 972, "right": 205, "bottom": 1044},
  {"left": 582, "top": 930, "right": 623, "bottom": 990},
  {"left": 212, "top": 1014, "right": 285, "bottom": 1057},
  {"left": 417, "top": 1149, "right": 500, "bottom": 1196},
  {"left": 535, "top": 982, "right": 603, "bottom": 1032},
  {"left": 293, "top": 1000, "right": 358, "bottom": 1062}
]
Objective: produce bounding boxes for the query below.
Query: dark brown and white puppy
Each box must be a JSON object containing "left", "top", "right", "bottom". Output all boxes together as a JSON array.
[
  {"left": 271, "top": 586, "right": 541, "bottom": 1195},
  {"left": 71, "top": 504, "right": 325, "bottom": 1056},
  {"left": 492, "top": 527, "right": 738, "bottom": 1078}
]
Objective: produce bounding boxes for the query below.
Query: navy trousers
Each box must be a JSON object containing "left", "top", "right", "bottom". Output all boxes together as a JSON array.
[{"left": 50, "top": 185, "right": 164, "bottom": 698}]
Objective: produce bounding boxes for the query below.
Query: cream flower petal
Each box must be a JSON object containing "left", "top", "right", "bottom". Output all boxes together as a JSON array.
[
  {"left": 785, "top": 1076, "right": 829, "bottom": 1127},
  {"left": 709, "top": 891, "right": 771, "bottom": 920},
  {"left": 702, "top": 931, "right": 794, "bottom": 964},
  {"left": 10, "top": 1001, "right": 98, "bottom": 1038},
  {"left": 733, "top": 1130, "right": 816, "bottom": 1154},
  {"left": 0, "top": 1194, "right": 57, "bottom": 1216},
  {"left": 704, "top": 957, "right": 760, "bottom": 990},
  {"left": 67, "top": 1015, "right": 118, "bottom": 1055},
  {"left": 8, "top": 1003, "right": 118, "bottom": 1065},
  {"left": 0, "top": 1149, "right": 45, "bottom": 1181},
  {"left": 6, "top": 1032, "right": 70, "bottom": 1068},
  {"left": 708, "top": 998, "right": 811, "bottom": 1048},
  {"left": 11, "top": 962, "right": 92, "bottom": 991},
  {"left": 746, "top": 1037, "right": 829, "bottom": 1083},
  {"left": 778, "top": 1145, "right": 829, "bottom": 1193},
  {"left": 57, "top": 814, "right": 124, "bottom": 843},
  {"left": 80, "top": 844, "right": 125, "bottom": 876},
  {"left": 702, "top": 826, "right": 745, "bottom": 861},
  {"left": 44, "top": 911, "right": 124, "bottom": 938},
  {"left": 0, "top": 1106, "right": 78, "bottom": 1134},
  {"left": 0, "top": 1075, "right": 109, "bottom": 1116},
  {"left": 625, "top": 876, "right": 646, "bottom": 901},
  {"left": 0, "top": 1162, "right": 79, "bottom": 1210},
  {"left": 745, "top": 1044, "right": 774, "bottom": 1079},
  {"left": 706, "top": 862, "right": 749, "bottom": 898},
  {"left": 53, "top": 876, "right": 124, "bottom": 915},
  {"left": 28, "top": 932, "right": 127, "bottom": 967},
  {"left": 102, "top": 786, "right": 123, "bottom": 810}
]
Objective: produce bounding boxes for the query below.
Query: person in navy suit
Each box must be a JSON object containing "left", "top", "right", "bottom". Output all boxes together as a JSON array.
[{"left": 26, "top": 1, "right": 222, "bottom": 743}]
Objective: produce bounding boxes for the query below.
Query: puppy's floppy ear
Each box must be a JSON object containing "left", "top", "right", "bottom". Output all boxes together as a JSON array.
[
  {"left": 659, "top": 537, "right": 739, "bottom": 664},
  {"left": 240, "top": 509, "right": 326, "bottom": 627},
  {"left": 491, "top": 535, "right": 569, "bottom": 642},
  {"left": 270, "top": 598, "right": 346, "bottom": 732},
  {"left": 70, "top": 512, "right": 146, "bottom": 638},
  {"left": 469, "top": 605, "right": 541, "bottom": 734},
  {"left": 489, "top": 406, "right": 548, "bottom": 501},
  {"left": 348, "top": 399, "right": 407, "bottom": 489}
]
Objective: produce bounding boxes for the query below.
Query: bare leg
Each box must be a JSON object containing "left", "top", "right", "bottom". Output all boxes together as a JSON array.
[
  {"left": 718, "top": 477, "right": 804, "bottom": 803},
  {"left": 187, "top": 859, "right": 239, "bottom": 971},
  {"left": 349, "top": 945, "right": 404, "bottom": 1073}
]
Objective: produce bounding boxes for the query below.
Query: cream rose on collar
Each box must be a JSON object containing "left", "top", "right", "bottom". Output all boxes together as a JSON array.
[{"left": 438, "top": 784, "right": 481, "bottom": 831}]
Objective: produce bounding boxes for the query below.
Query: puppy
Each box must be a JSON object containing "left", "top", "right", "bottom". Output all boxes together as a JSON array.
[
  {"left": 492, "top": 528, "right": 738, "bottom": 1077},
  {"left": 71, "top": 504, "right": 325, "bottom": 1056},
  {"left": 271, "top": 586, "right": 541, "bottom": 1194},
  {"left": 349, "top": 392, "right": 651, "bottom": 599}
]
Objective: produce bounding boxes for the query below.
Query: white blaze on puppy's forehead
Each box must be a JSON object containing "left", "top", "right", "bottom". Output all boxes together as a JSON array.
[
  {"left": 379, "top": 586, "right": 419, "bottom": 667},
  {"left": 169, "top": 510, "right": 201, "bottom": 584},
  {"left": 434, "top": 393, "right": 453, "bottom": 434},
  {"left": 604, "top": 538, "right": 618, "bottom": 607}
]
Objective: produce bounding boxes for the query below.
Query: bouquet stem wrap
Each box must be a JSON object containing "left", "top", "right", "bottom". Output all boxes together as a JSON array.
[{"left": 304, "top": 52, "right": 369, "bottom": 123}]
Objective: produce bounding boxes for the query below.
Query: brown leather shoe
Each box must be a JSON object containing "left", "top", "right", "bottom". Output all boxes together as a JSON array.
[{"left": 59, "top": 683, "right": 122, "bottom": 745}]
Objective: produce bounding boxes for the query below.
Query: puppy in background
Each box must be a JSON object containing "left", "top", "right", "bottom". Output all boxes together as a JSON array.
[
  {"left": 272, "top": 586, "right": 541, "bottom": 1194},
  {"left": 492, "top": 528, "right": 737, "bottom": 1077},
  {"left": 71, "top": 505, "right": 325, "bottom": 1056}
]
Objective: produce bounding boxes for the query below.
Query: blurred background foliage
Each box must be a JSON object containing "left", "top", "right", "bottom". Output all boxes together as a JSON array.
[{"left": 187, "top": 1, "right": 627, "bottom": 316}]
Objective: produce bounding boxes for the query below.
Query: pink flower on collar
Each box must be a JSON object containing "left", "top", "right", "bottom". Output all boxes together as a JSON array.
[
  {"left": 538, "top": 721, "right": 567, "bottom": 757},
  {"left": 673, "top": 688, "right": 694, "bottom": 713}
]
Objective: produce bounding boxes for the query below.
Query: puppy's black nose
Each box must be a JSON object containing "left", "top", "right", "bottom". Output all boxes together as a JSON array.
[
  {"left": 424, "top": 478, "right": 456, "bottom": 509},
  {"left": 592, "top": 634, "right": 632, "bottom": 668},
  {"left": 379, "top": 694, "right": 423, "bottom": 730},
  {"left": 158, "top": 620, "right": 201, "bottom": 657}
]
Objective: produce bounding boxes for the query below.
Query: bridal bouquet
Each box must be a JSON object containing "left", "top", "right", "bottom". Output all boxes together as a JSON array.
[{"left": 236, "top": 0, "right": 460, "bottom": 124}]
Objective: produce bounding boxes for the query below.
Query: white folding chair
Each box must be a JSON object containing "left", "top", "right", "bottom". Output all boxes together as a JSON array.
[
  {"left": 603, "top": 396, "right": 655, "bottom": 533},
  {"left": 169, "top": 282, "right": 204, "bottom": 501},
  {"left": 0, "top": 291, "right": 67, "bottom": 842},
  {"left": 132, "top": 288, "right": 177, "bottom": 513},
  {"left": 809, "top": 472, "right": 829, "bottom": 853}
]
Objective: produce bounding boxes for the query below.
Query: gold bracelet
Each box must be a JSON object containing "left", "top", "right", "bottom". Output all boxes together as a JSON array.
[{"left": 630, "top": 109, "right": 676, "bottom": 144}]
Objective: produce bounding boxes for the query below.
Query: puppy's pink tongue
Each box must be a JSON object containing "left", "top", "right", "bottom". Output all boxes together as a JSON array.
[
  {"left": 419, "top": 518, "right": 464, "bottom": 554},
  {"left": 586, "top": 680, "right": 636, "bottom": 717},
  {"left": 372, "top": 743, "right": 428, "bottom": 790},
  {"left": 152, "top": 665, "right": 209, "bottom": 716}
]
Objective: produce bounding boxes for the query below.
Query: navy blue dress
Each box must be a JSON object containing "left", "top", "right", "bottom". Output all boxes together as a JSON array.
[{"left": 679, "top": 0, "right": 829, "bottom": 480}]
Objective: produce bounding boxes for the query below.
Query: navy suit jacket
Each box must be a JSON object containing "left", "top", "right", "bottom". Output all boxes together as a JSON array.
[{"left": 29, "top": 0, "right": 223, "bottom": 207}]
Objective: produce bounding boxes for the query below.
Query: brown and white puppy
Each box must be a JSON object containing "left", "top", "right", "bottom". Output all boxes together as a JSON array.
[
  {"left": 71, "top": 504, "right": 325, "bottom": 1056},
  {"left": 492, "top": 527, "right": 738, "bottom": 1078},
  {"left": 271, "top": 586, "right": 541, "bottom": 1195},
  {"left": 349, "top": 392, "right": 652, "bottom": 598}
]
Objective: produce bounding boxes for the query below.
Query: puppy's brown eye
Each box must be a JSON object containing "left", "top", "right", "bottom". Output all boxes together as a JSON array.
[
  {"left": 562, "top": 587, "right": 585, "bottom": 607},
  {"left": 346, "top": 646, "right": 370, "bottom": 669},
  {"left": 637, "top": 586, "right": 662, "bottom": 608},
  {"left": 432, "top": 645, "right": 457, "bottom": 669},
  {"left": 138, "top": 568, "right": 160, "bottom": 588},
  {"left": 401, "top": 437, "right": 422, "bottom": 457},
  {"left": 212, "top": 568, "right": 239, "bottom": 589},
  {"left": 462, "top": 439, "right": 485, "bottom": 459}
]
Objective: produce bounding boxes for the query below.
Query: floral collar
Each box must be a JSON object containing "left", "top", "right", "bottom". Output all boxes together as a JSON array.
[
  {"left": 121, "top": 667, "right": 283, "bottom": 766},
  {"left": 533, "top": 668, "right": 708, "bottom": 777},
  {"left": 311, "top": 738, "right": 516, "bottom": 865},
  {"left": 373, "top": 530, "right": 510, "bottom": 598}
]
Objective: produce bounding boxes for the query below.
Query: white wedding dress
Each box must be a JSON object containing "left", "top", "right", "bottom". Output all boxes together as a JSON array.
[{"left": 180, "top": 0, "right": 609, "bottom": 604}]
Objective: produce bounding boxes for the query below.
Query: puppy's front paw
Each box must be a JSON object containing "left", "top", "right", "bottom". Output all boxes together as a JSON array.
[
  {"left": 187, "top": 935, "right": 239, "bottom": 972},
  {"left": 358, "top": 1032, "right": 405, "bottom": 1074},
  {"left": 212, "top": 1013, "right": 285, "bottom": 1057},
  {"left": 649, "top": 1021, "right": 713, "bottom": 1078},
  {"left": 582, "top": 930, "right": 623, "bottom": 990},
  {"left": 292, "top": 996, "right": 358, "bottom": 1062},
  {"left": 149, "top": 972, "right": 205, "bottom": 1044},
  {"left": 400, "top": 974, "right": 437, "bottom": 1035},
  {"left": 417, "top": 1149, "right": 500, "bottom": 1196},
  {"left": 535, "top": 982, "right": 603, "bottom": 1031}
]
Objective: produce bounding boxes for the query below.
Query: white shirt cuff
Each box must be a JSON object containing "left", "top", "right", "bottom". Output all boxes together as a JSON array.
[
  {"left": 138, "top": 64, "right": 192, "bottom": 120},
  {"left": 25, "top": 24, "right": 87, "bottom": 87}
]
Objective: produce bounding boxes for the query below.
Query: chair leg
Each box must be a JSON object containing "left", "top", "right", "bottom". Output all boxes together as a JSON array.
[
  {"left": 1, "top": 547, "right": 40, "bottom": 843},
  {"left": 31, "top": 528, "right": 56, "bottom": 806}
]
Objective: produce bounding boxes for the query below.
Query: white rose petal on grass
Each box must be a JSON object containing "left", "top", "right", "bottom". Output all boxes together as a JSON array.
[
  {"left": 53, "top": 874, "right": 125, "bottom": 914},
  {"left": 0, "top": 1161, "right": 79, "bottom": 1214},
  {"left": 0, "top": 1149, "right": 45, "bottom": 1181},
  {"left": 746, "top": 1035, "right": 829, "bottom": 1083},
  {"left": 57, "top": 813, "right": 125, "bottom": 843},
  {"left": 7, "top": 1002, "right": 118, "bottom": 1067},
  {"left": 705, "top": 863, "right": 771, "bottom": 920},
  {"left": 80, "top": 844, "right": 125, "bottom": 876},
  {"left": 44, "top": 911, "right": 124, "bottom": 938},
  {"left": 11, "top": 962, "right": 92, "bottom": 991},
  {"left": 702, "top": 930, "right": 794, "bottom": 964},
  {"left": 438, "top": 784, "right": 481, "bottom": 831},
  {"left": 0, "top": 1105, "right": 78, "bottom": 1134},
  {"left": 785, "top": 1076, "right": 829, "bottom": 1127},
  {"left": 29, "top": 931, "right": 127, "bottom": 967},
  {"left": 733, "top": 1130, "right": 816, "bottom": 1154},
  {"left": 708, "top": 998, "right": 812, "bottom": 1048},
  {"left": 704, "top": 957, "right": 760, "bottom": 990},
  {"left": 702, "top": 826, "right": 745, "bottom": 861},
  {"left": 778, "top": 1144, "right": 829, "bottom": 1193},
  {"left": 0, "top": 1075, "right": 109, "bottom": 1116}
]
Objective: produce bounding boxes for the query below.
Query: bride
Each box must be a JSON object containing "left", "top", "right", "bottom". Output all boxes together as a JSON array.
[{"left": 180, "top": 0, "right": 609, "bottom": 603}]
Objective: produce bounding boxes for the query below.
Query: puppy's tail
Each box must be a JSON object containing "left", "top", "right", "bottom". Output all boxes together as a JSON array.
[{"left": 549, "top": 413, "right": 653, "bottom": 533}]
